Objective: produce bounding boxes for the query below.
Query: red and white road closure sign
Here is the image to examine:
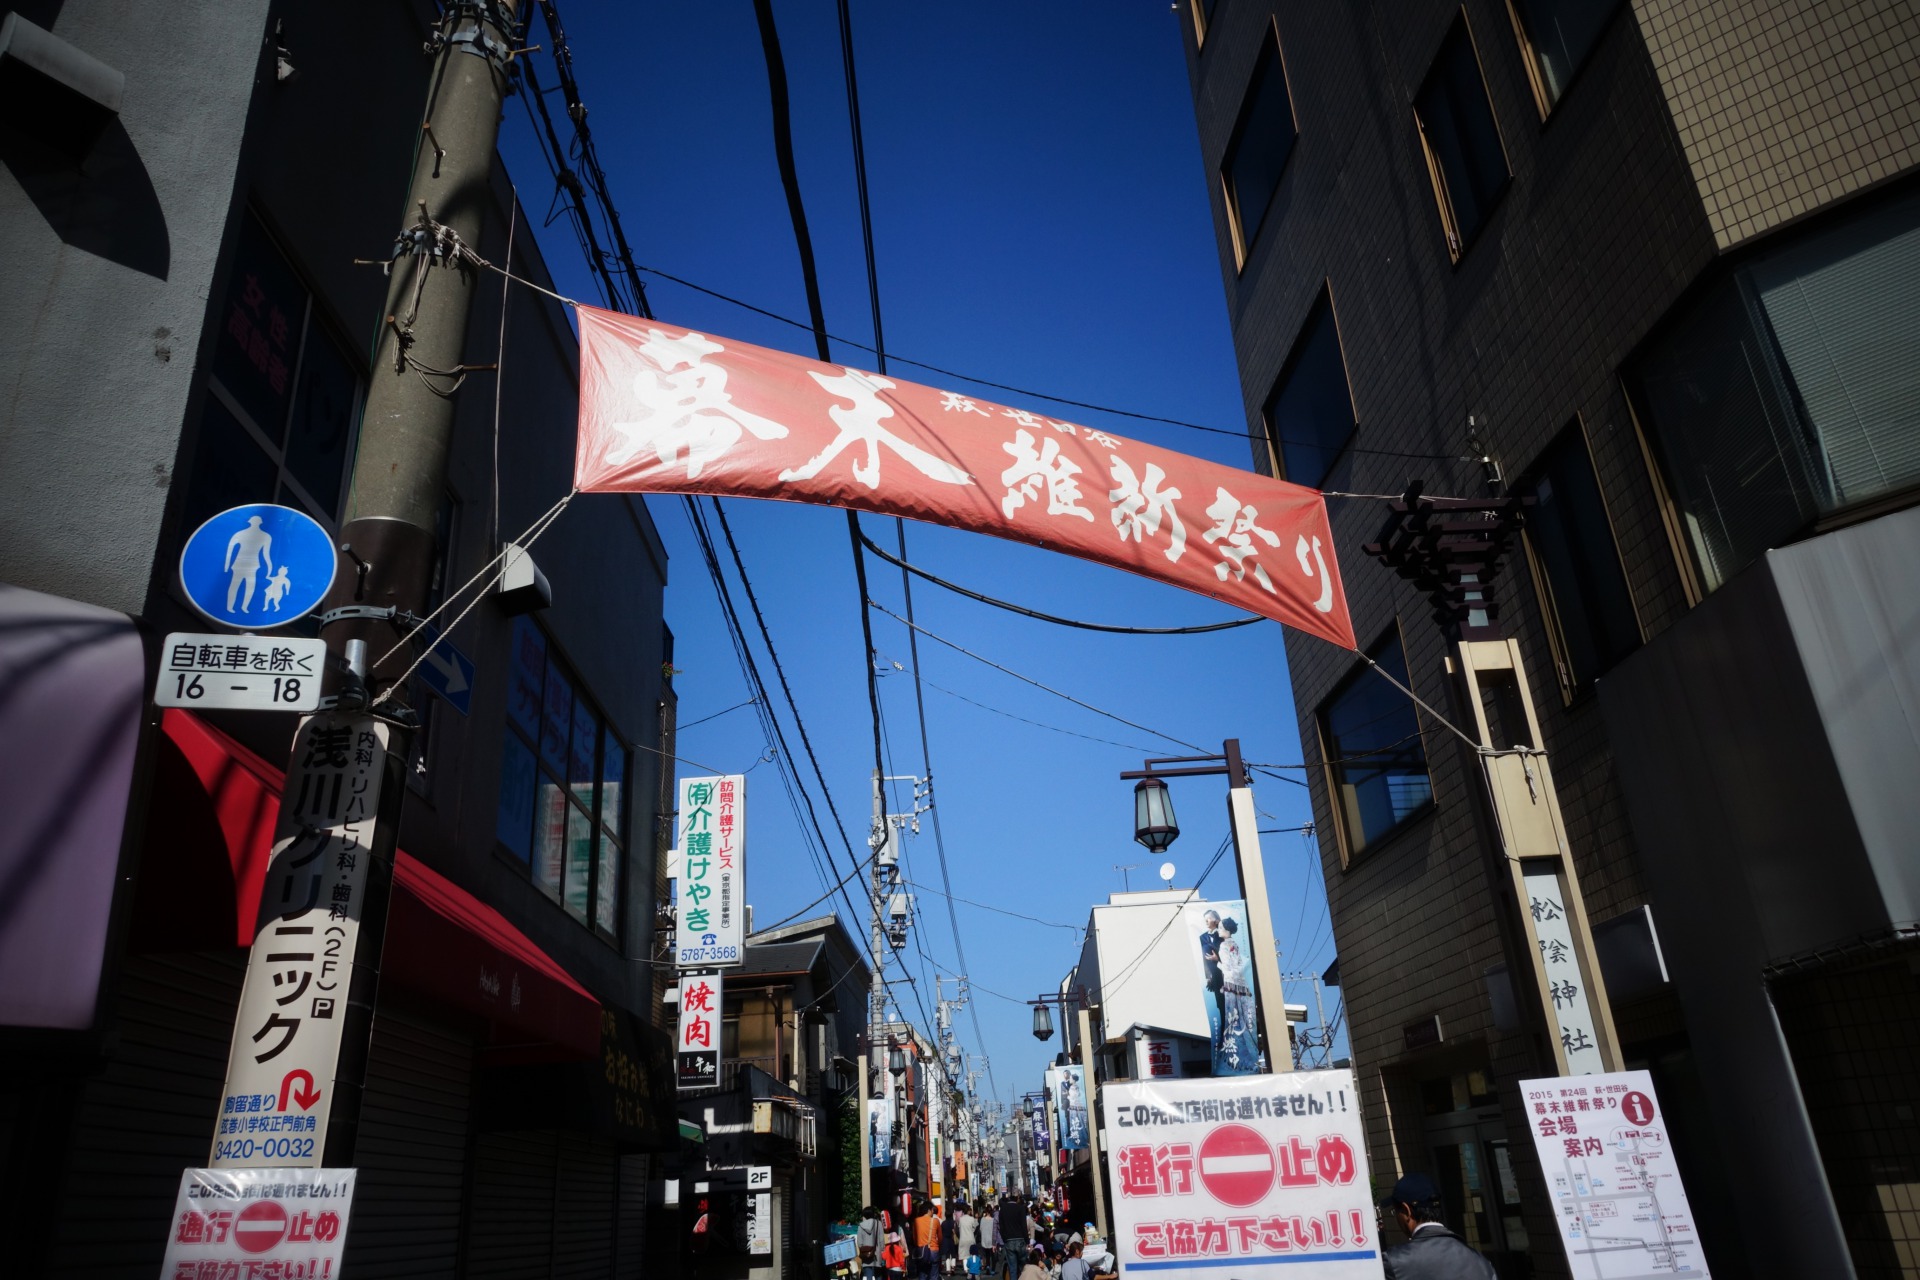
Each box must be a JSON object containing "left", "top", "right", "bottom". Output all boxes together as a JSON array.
[
  {"left": 1104, "top": 1070, "right": 1382, "bottom": 1279},
  {"left": 159, "top": 1165, "right": 356, "bottom": 1279},
  {"left": 575, "top": 309, "right": 1356, "bottom": 650}
]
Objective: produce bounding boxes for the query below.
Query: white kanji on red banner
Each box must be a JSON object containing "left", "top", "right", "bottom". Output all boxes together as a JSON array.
[{"left": 575, "top": 309, "right": 1355, "bottom": 649}]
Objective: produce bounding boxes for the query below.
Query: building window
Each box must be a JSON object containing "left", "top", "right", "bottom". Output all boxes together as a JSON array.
[
  {"left": 1189, "top": 0, "right": 1219, "bottom": 47},
  {"left": 1263, "top": 290, "right": 1356, "bottom": 488},
  {"left": 1626, "top": 182, "right": 1920, "bottom": 594},
  {"left": 1521, "top": 424, "right": 1641, "bottom": 694},
  {"left": 1319, "top": 629, "right": 1434, "bottom": 860},
  {"left": 495, "top": 615, "right": 631, "bottom": 941},
  {"left": 1221, "top": 21, "right": 1298, "bottom": 266},
  {"left": 1506, "top": 0, "right": 1623, "bottom": 114},
  {"left": 180, "top": 209, "right": 363, "bottom": 535},
  {"left": 1413, "top": 14, "right": 1509, "bottom": 262}
]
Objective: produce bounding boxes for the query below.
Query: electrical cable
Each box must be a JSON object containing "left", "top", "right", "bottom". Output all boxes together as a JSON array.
[
  {"left": 676, "top": 696, "right": 761, "bottom": 730},
  {"left": 1095, "top": 836, "right": 1233, "bottom": 1002},
  {"left": 626, "top": 261, "right": 1458, "bottom": 461},
  {"left": 899, "top": 879, "right": 1084, "bottom": 933},
  {"left": 864, "top": 601, "right": 1206, "bottom": 753},
  {"left": 856, "top": 531, "right": 1264, "bottom": 634}
]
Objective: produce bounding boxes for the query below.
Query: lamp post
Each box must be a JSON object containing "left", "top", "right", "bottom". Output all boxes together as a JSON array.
[{"left": 1122, "top": 739, "right": 1293, "bottom": 1074}]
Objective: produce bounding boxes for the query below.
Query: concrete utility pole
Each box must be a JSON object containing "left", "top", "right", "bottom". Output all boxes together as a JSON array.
[{"left": 208, "top": 0, "right": 520, "bottom": 1171}]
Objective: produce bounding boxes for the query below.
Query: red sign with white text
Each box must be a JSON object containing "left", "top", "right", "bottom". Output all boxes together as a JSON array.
[{"left": 575, "top": 309, "right": 1355, "bottom": 649}]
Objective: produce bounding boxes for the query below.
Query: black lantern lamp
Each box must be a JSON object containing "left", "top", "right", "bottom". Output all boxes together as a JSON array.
[
  {"left": 1031, "top": 1001, "right": 1055, "bottom": 1042},
  {"left": 1133, "top": 777, "right": 1179, "bottom": 853},
  {"left": 889, "top": 1044, "right": 908, "bottom": 1079}
]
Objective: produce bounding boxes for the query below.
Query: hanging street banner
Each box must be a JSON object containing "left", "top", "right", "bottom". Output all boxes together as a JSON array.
[
  {"left": 1520, "top": 1071, "right": 1710, "bottom": 1279},
  {"left": 574, "top": 310, "right": 1356, "bottom": 650},
  {"left": 676, "top": 775, "right": 745, "bottom": 967},
  {"left": 1049, "top": 1064, "right": 1090, "bottom": 1151},
  {"left": 211, "top": 713, "right": 389, "bottom": 1168},
  {"left": 159, "top": 1166, "right": 356, "bottom": 1277},
  {"left": 1186, "top": 899, "right": 1263, "bottom": 1077},
  {"left": 677, "top": 971, "right": 723, "bottom": 1091},
  {"left": 1104, "top": 1070, "right": 1382, "bottom": 1278}
]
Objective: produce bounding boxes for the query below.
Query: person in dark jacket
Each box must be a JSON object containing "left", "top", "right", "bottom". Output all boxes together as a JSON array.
[
  {"left": 1380, "top": 1173, "right": 1497, "bottom": 1280},
  {"left": 996, "top": 1197, "right": 1029, "bottom": 1280}
]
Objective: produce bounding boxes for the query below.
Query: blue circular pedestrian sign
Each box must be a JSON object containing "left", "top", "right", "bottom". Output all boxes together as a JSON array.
[{"left": 179, "top": 503, "right": 337, "bottom": 630}]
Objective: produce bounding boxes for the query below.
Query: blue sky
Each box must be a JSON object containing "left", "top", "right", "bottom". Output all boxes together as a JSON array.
[{"left": 497, "top": 0, "right": 1345, "bottom": 1107}]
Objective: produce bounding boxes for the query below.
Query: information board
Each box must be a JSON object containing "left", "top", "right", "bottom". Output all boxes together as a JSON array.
[{"left": 1520, "top": 1071, "right": 1711, "bottom": 1278}]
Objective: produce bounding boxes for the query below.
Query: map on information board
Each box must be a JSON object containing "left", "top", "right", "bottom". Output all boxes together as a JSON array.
[{"left": 1519, "top": 1071, "right": 1711, "bottom": 1278}]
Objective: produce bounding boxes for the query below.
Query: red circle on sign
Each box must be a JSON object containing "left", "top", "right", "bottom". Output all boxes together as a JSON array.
[
  {"left": 234, "top": 1200, "right": 289, "bottom": 1254},
  {"left": 1197, "top": 1123, "right": 1275, "bottom": 1207},
  {"left": 1621, "top": 1091, "right": 1655, "bottom": 1126}
]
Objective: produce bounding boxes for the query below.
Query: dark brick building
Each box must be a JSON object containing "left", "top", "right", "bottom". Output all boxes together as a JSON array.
[{"left": 1180, "top": 2, "right": 1920, "bottom": 1276}]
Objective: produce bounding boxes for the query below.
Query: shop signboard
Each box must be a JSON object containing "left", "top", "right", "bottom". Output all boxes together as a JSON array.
[
  {"left": 677, "top": 971, "right": 722, "bottom": 1091},
  {"left": 211, "top": 713, "right": 388, "bottom": 1168},
  {"left": 676, "top": 775, "right": 745, "bottom": 967}
]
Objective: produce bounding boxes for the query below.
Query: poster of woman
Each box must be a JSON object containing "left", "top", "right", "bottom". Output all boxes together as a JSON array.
[{"left": 1184, "top": 899, "right": 1261, "bottom": 1075}]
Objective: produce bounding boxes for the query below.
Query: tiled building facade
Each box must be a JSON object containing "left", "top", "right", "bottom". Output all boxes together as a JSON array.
[{"left": 1181, "top": 2, "right": 1920, "bottom": 1277}]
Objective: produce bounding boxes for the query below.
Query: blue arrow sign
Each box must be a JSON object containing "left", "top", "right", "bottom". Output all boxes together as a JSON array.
[
  {"left": 412, "top": 621, "right": 474, "bottom": 716},
  {"left": 178, "top": 504, "right": 337, "bottom": 631}
]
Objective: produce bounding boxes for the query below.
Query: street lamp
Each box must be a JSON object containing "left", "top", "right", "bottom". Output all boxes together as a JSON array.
[
  {"left": 889, "top": 1043, "right": 908, "bottom": 1079},
  {"left": 1123, "top": 739, "right": 1292, "bottom": 1074},
  {"left": 1031, "top": 1002, "right": 1054, "bottom": 1042},
  {"left": 1133, "top": 777, "right": 1179, "bottom": 853}
]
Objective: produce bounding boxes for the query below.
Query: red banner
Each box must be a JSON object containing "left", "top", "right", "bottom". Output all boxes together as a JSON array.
[{"left": 574, "top": 308, "right": 1354, "bottom": 649}]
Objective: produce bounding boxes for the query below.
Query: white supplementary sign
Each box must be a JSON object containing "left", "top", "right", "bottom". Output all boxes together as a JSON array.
[
  {"left": 157, "top": 634, "right": 325, "bottom": 712},
  {"left": 748, "top": 1165, "right": 772, "bottom": 1190},
  {"left": 159, "top": 1166, "right": 356, "bottom": 1279},
  {"left": 1104, "top": 1070, "right": 1383, "bottom": 1279},
  {"left": 212, "top": 713, "right": 388, "bottom": 1168},
  {"left": 1524, "top": 863, "right": 1606, "bottom": 1074},
  {"left": 676, "top": 775, "right": 745, "bottom": 967},
  {"left": 1520, "top": 1071, "right": 1711, "bottom": 1279},
  {"left": 749, "top": 1190, "right": 772, "bottom": 1254}
]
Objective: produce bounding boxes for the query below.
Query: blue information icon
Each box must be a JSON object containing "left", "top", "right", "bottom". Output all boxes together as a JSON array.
[{"left": 179, "top": 503, "right": 337, "bottom": 630}]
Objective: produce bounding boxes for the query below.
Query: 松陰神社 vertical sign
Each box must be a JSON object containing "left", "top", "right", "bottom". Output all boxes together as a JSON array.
[
  {"left": 676, "top": 775, "right": 744, "bottom": 967},
  {"left": 1104, "top": 1071, "right": 1383, "bottom": 1279}
]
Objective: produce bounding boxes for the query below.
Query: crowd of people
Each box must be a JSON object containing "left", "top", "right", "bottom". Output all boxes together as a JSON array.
[{"left": 854, "top": 1194, "right": 1117, "bottom": 1280}]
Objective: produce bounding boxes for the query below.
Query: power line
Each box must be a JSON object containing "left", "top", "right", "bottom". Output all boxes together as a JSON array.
[{"left": 856, "top": 530, "right": 1265, "bottom": 635}]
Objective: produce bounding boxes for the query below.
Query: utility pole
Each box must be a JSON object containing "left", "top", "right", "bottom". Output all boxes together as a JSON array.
[
  {"left": 208, "top": 0, "right": 520, "bottom": 1171},
  {"left": 1365, "top": 487, "right": 1622, "bottom": 1076}
]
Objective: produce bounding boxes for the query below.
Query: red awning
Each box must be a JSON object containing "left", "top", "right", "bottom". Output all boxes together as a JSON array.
[{"left": 157, "top": 709, "right": 600, "bottom": 1059}]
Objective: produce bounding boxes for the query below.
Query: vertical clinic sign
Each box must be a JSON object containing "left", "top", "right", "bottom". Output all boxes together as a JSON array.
[
  {"left": 677, "top": 775, "right": 745, "bottom": 967},
  {"left": 1104, "top": 1071, "right": 1382, "bottom": 1279},
  {"left": 212, "top": 713, "right": 389, "bottom": 1168},
  {"left": 677, "top": 971, "right": 723, "bottom": 1091}
]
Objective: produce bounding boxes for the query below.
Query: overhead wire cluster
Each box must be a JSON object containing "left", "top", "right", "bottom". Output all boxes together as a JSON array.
[{"left": 502, "top": 0, "right": 1360, "bottom": 1101}]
